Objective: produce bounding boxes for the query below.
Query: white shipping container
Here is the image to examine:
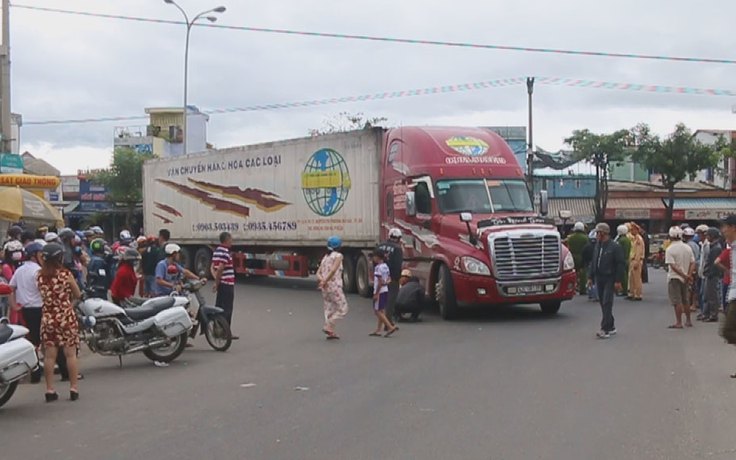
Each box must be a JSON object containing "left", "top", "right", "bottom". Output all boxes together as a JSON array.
[{"left": 143, "top": 129, "right": 382, "bottom": 248}]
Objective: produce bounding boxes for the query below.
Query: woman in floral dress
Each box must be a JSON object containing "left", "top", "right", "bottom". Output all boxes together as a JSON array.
[
  {"left": 317, "top": 236, "right": 349, "bottom": 340},
  {"left": 38, "top": 243, "right": 82, "bottom": 402}
]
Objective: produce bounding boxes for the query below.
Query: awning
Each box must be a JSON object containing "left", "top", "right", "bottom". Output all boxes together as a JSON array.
[
  {"left": 63, "top": 201, "right": 80, "bottom": 215},
  {"left": 538, "top": 198, "right": 595, "bottom": 224},
  {"left": 605, "top": 198, "right": 665, "bottom": 220},
  {"left": 672, "top": 198, "right": 736, "bottom": 220}
]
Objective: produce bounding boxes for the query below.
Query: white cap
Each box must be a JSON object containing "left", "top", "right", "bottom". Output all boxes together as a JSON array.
[
  {"left": 669, "top": 226, "right": 684, "bottom": 239},
  {"left": 573, "top": 222, "right": 585, "bottom": 232},
  {"left": 164, "top": 243, "right": 181, "bottom": 255},
  {"left": 617, "top": 224, "right": 629, "bottom": 236},
  {"left": 44, "top": 232, "right": 59, "bottom": 242},
  {"left": 389, "top": 228, "right": 402, "bottom": 239}
]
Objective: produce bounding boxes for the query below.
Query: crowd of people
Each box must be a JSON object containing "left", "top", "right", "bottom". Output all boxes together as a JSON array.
[
  {"left": 0, "top": 223, "right": 241, "bottom": 402},
  {"left": 571, "top": 216, "right": 736, "bottom": 376}
]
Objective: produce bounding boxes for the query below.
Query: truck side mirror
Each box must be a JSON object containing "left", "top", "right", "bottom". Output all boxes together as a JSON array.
[
  {"left": 460, "top": 212, "right": 473, "bottom": 223},
  {"left": 539, "top": 190, "right": 549, "bottom": 217},
  {"left": 406, "top": 191, "right": 417, "bottom": 217},
  {"left": 459, "top": 212, "right": 478, "bottom": 245}
]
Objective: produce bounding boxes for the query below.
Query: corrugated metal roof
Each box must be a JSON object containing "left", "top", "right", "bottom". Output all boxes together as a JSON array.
[
  {"left": 672, "top": 198, "right": 736, "bottom": 210},
  {"left": 538, "top": 198, "right": 595, "bottom": 223},
  {"left": 607, "top": 198, "right": 664, "bottom": 209}
]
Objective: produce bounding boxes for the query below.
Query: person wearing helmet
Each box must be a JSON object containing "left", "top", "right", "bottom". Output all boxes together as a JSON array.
[
  {"left": 153, "top": 243, "right": 198, "bottom": 296},
  {"left": 37, "top": 242, "right": 83, "bottom": 401},
  {"left": 627, "top": 223, "right": 645, "bottom": 301},
  {"left": 376, "top": 228, "right": 404, "bottom": 322},
  {"left": 2, "top": 239, "right": 24, "bottom": 284},
  {"left": 6, "top": 225, "right": 23, "bottom": 243},
  {"left": 119, "top": 230, "right": 133, "bottom": 246},
  {"left": 566, "top": 222, "right": 589, "bottom": 295},
  {"left": 587, "top": 223, "right": 625, "bottom": 339},
  {"left": 317, "top": 236, "right": 349, "bottom": 339},
  {"left": 36, "top": 225, "right": 49, "bottom": 240},
  {"left": 664, "top": 226, "right": 696, "bottom": 329},
  {"left": 614, "top": 224, "right": 632, "bottom": 297},
  {"left": 86, "top": 238, "right": 111, "bottom": 299},
  {"left": 110, "top": 248, "right": 141, "bottom": 304},
  {"left": 699, "top": 228, "right": 723, "bottom": 322}
]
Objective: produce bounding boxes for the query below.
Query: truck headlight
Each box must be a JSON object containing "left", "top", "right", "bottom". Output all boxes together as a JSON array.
[
  {"left": 563, "top": 252, "right": 575, "bottom": 271},
  {"left": 461, "top": 256, "right": 491, "bottom": 276}
]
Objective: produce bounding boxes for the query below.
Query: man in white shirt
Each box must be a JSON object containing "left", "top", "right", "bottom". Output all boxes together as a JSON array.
[
  {"left": 8, "top": 242, "right": 45, "bottom": 383},
  {"left": 696, "top": 224, "right": 710, "bottom": 314},
  {"left": 720, "top": 216, "right": 736, "bottom": 364},
  {"left": 665, "top": 227, "right": 696, "bottom": 329}
]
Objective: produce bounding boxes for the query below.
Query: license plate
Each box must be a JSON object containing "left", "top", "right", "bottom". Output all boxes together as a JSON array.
[{"left": 516, "top": 285, "right": 543, "bottom": 294}]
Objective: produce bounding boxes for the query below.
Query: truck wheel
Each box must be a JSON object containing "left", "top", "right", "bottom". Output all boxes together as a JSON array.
[
  {"left": 342, "top": 253, "right": 357, "bottom": 293},
  {"left": 356, "top": 254, "right": 372, "bottom": 298},
  {"left": 540, "top": 301, "right": 561, "bottom": 315},
  {"left": 194, "top": 247, "right": 213, "bottom": 279},
  {"left": 178, "top": 246, "right": 193, "bottom": 271},
  {"left": 436, "top": 264, "right": 458, "bottom": 320}
]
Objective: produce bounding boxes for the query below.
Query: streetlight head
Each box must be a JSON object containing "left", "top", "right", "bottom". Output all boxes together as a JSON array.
[
  {"left": 163, "top": 0, "right": 175, "bottom": 4},
  {"left": 214, "top": 6, "right": 227, "bottom": 13},
  {"left": 206, "top": 16, "right": 218, "bottom": 22}
]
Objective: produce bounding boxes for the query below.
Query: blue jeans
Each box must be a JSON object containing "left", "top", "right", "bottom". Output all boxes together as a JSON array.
[
  {"left": 588, "top": 283, "right": 598, "bottom": 301},
  {"left": 144, "top": 275, "right": 156, "bottom": 296}
]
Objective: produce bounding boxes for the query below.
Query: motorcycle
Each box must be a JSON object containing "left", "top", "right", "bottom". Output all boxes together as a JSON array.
[
  {"left": 170, "top": 279, "right": 232, "bottom": 352},
  {"left": 76, "top": 292, "right": 193, "bottom": 365},
  {"left": 0, "top": 319, "right": 39, "bottom": 408}
]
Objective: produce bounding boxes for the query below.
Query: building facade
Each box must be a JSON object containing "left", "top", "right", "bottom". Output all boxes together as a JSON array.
[{"left": 114, "top": 106, "right": 209, "bottom": 157}]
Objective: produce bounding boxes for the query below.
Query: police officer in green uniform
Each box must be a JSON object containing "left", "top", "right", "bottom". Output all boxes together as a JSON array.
[
  {"left": 566, "top": 222, "right": 590, "bottom": 295},
  {"left": 615, "top": 224, "right": 632, "bottom": 296}
]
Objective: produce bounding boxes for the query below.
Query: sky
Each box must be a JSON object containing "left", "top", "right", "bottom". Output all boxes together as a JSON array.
[{"left": 11, "top": 0, "right": 736, "bottom": 175}]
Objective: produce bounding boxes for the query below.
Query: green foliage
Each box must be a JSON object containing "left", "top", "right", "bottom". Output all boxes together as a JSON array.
[
  {"left": 309, "top": 112, "right": 388, "bottom": 136},
  {"left": 564, "top": 129, "right": 632, "bottom": 221},
  {"left": 93, "top": 147, "right": 152, "bottom": 226}
]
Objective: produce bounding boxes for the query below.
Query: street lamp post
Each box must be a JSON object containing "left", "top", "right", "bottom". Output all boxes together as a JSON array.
[
  {"left": 164, "top": 0, "right": 226, "bottom": 155},
  {"left": 526, "top": 77, "right": 535, "bottom": 201}
]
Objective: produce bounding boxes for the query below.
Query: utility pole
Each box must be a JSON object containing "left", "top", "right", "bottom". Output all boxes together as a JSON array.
[
  {"left": 526, "top": 77, "right": 535, "bottom": 200},
  {"left": 0, "top": 0, "right": 10, "bottom": 154}
]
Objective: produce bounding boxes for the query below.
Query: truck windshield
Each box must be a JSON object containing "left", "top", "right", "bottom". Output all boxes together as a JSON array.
[{"left": 436, "top": 179, "right": 533, "bottom": 214}]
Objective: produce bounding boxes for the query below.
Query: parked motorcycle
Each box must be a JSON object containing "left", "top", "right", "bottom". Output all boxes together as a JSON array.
[
  {"left": 0, "top": 319, "right": 39, "bottom": 408},
  {"left": 76, "top": 293, "right": 193, "bottom": 365},
  {"left": 171, "top": 279, "right": 232, "bottom": 352}
]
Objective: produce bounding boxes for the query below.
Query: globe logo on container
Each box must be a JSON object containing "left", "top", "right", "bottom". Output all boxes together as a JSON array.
[
  {"left": 301, "top": 148, "right": 352, "bottom": 217},
  {"left": 445, "top": 136, "right": 489, "bottom": 157}
]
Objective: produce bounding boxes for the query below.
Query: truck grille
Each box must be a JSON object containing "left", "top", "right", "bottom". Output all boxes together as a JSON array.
[{"left": 492, "top": 234, "right": 560, "bottom": 279}]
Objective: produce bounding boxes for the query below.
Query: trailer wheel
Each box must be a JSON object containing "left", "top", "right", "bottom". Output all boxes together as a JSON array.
[
  {"left": 436, "top": 264, "right": 458, "bottom": 320},
  {"left": 342, "top": 253, "right": 357, "bottom": 294},
  {"left": 194, "top": 247, "right": 213, "bottom": 279},
  {"left": 540, "top": 301, "right": 561, "bottom": 315},
  {"left": 178, "top": 246, "right": 193, "bottom": 271},
  {"left": 356, "top": 254, "right": 372, "bottom": 298}
]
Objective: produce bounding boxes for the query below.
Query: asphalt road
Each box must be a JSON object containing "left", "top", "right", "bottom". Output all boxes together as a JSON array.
[{"left": 1, "top": 269, "right": 735, "bottom": 460}]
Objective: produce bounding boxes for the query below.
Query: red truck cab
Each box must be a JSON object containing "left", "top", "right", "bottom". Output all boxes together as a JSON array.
[{"left": 380, "top": 127, "right": 576, "bottom": 319}]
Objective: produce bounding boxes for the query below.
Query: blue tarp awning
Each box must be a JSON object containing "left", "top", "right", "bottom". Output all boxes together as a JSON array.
[{"left": 671, "top": 198, "right": 736, "bottom": 210}]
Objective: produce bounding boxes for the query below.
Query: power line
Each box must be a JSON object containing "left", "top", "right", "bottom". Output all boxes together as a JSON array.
[
  {"left": 23, "top": 76, "right": 736, "bottom": 126},
  {"left": 12, "top": 3, "right": 736, "bottom": 66}
]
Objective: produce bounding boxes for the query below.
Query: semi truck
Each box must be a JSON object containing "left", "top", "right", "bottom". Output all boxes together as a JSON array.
[{"left": 142, "top": 127, "right": 577, "bottom": 319}]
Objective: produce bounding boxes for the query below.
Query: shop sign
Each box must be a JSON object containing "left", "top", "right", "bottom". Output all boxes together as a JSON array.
[
  {"left": 0, "top": 174, "right": 60, "bottom": 188},
  {"left": 0, "top": 153, "right": 24, "bottom": 173}
]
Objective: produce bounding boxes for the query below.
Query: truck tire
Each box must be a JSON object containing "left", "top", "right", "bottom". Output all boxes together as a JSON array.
[
  {"left": 540, "top": 301, "right": 561, "bottom": 315},
  {"left": 342, "top": 252, "right": 357, "bottom": 293},
  {"left": 356, "top": 254, "right": 372, "bottom": 298},
  {"left": 194, "top": 247, "right": 213, "bottom": 279},
  {"left": 178, "top": 246, "right": 193, "bottom": 271},
  {"left": 436, "top": 264, "right": 458, "bottom": 320}
]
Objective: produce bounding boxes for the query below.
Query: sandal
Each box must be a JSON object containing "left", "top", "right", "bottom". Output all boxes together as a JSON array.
[
  {"left": 45, "top": 392, "right": 59, "bottom": 403},
  {"left": 685, "top": 322, "right": 693, "bottom": 328},
  {"left": 384, "top": 327, "right": 399, "bottom": 337},
  {"left": 369, "top": 332, "right": 382, "bottom": 337},
  {"left": 730, "top": 373, "right": 736, "bottom": 379},
  {"left": 326, "top": 333, "right": 340, "bottom": 340},
  {"left": 667, "top": 325, "right": 684, "bottom": 329}
]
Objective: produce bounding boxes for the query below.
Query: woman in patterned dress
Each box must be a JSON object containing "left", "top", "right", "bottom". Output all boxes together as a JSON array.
[
  {"left": 38, "top": 243, "right": 82, "bottom": 402},
  {"left": 317, "top": 236, "right": 349, "bottom": 340}
]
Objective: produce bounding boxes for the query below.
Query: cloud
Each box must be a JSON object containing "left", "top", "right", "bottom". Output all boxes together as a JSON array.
[
  {"left": 12, "top": 0, "right": 736, "bottom": 173},
  {"left": 21, "top": 142, "right": 111, "bottom": 175}
]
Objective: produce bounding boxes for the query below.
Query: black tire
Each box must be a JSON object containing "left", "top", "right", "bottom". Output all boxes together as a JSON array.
[
  {"left": 204, "top": 315, "right": 233, "bottom": 352},
  {"left": 540, "top": 301, "right": 561, "bottom": 315},
  {"left": 178, "top": 247, "right": 193, "bottom": 272},
  {"left": 194, "top": 247, "right": 213, "bottom": 279},
  {"left": 342, "top": 253, "right": 357, "bottom": 294},
  {"left": 0, "top": 381, "right": 18, "bottom": 408},
  {"left": 356, "top": 254, "right": 372, "bottom": 298},
  {"left": 143, "top": 332, "right": 188, "bottom": 363},
  {"left": 436, "top": 264, "right": 458, "bottom": 320}
]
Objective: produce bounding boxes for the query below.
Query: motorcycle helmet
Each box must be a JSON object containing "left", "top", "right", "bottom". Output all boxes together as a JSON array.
[
  {"left": 121, "top": 247, "right": 141, "bottom": 261},
  {"left": 25, "top": 242, "right": 44, "bottom": 257},
  {"left": 3, "top": 240, "right": 23, "bottom": 253},
  {"left": 388, "top": 228, "right": 402, "bottom": 240},
  {"left": 167, "top": 264, "right": 180, "bottom": 275},
  {"left": 58, "top": 228, "right": 75, "bottom": 240},
  {"left": 83, "top": 229, "right": 94, "bottom": 238},
  {"left": 119, "top": 230, "right": 133, "bottom": 244},
  {"left": 327, "top": 235, "right": 342, "bottom": 250},
  {"left": 683, "top": 227, "right": 695, "bottom": 237},
  {"left": 90, "top": 226, "right": 104, "bottom": 236},
  {"left": 669, "top": 226, "right": 683, "bottom": 239},
  {"left": 44, "top": 232, "right": 59, "bottom": 243},
  {"left": 6, "top": 225, "right": 22, "bottom": 240},
  {"left": 42, "top": 242, "right": 64, "bottom": 261},
  {"left": 573, "top": 222, "right": 585, "bottom": 232},
  {"left": 90, "top": 238, "right": 106, "bottom": 254},
  {"left": 165, "top": 243, "right": 181, "bottom": 255}
]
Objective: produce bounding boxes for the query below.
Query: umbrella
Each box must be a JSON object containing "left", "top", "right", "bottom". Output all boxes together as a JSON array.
[{"left": 0, "top": 186, "right": 63, "bottom": 226}]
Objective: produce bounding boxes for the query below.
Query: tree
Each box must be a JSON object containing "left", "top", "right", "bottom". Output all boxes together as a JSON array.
[
  {"left": 93, "top": 147, "right": 152, "bottom": 228},
  {"left": 564, "top": 129, "right": 632, "bottom": 222},
  {"left": 631, "top": 123, "right": 722, "bottom": 227},
  {"left": 309, "top": 112, "right": 387, "bottom": 136}
]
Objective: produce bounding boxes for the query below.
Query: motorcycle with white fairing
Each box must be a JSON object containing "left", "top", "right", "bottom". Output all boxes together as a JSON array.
[
  {"left": 0, "top": 319, "right": 39, "bottom": 408},
  {"left": 76, "top": 293, "right": 193, "bottom": 365}
]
